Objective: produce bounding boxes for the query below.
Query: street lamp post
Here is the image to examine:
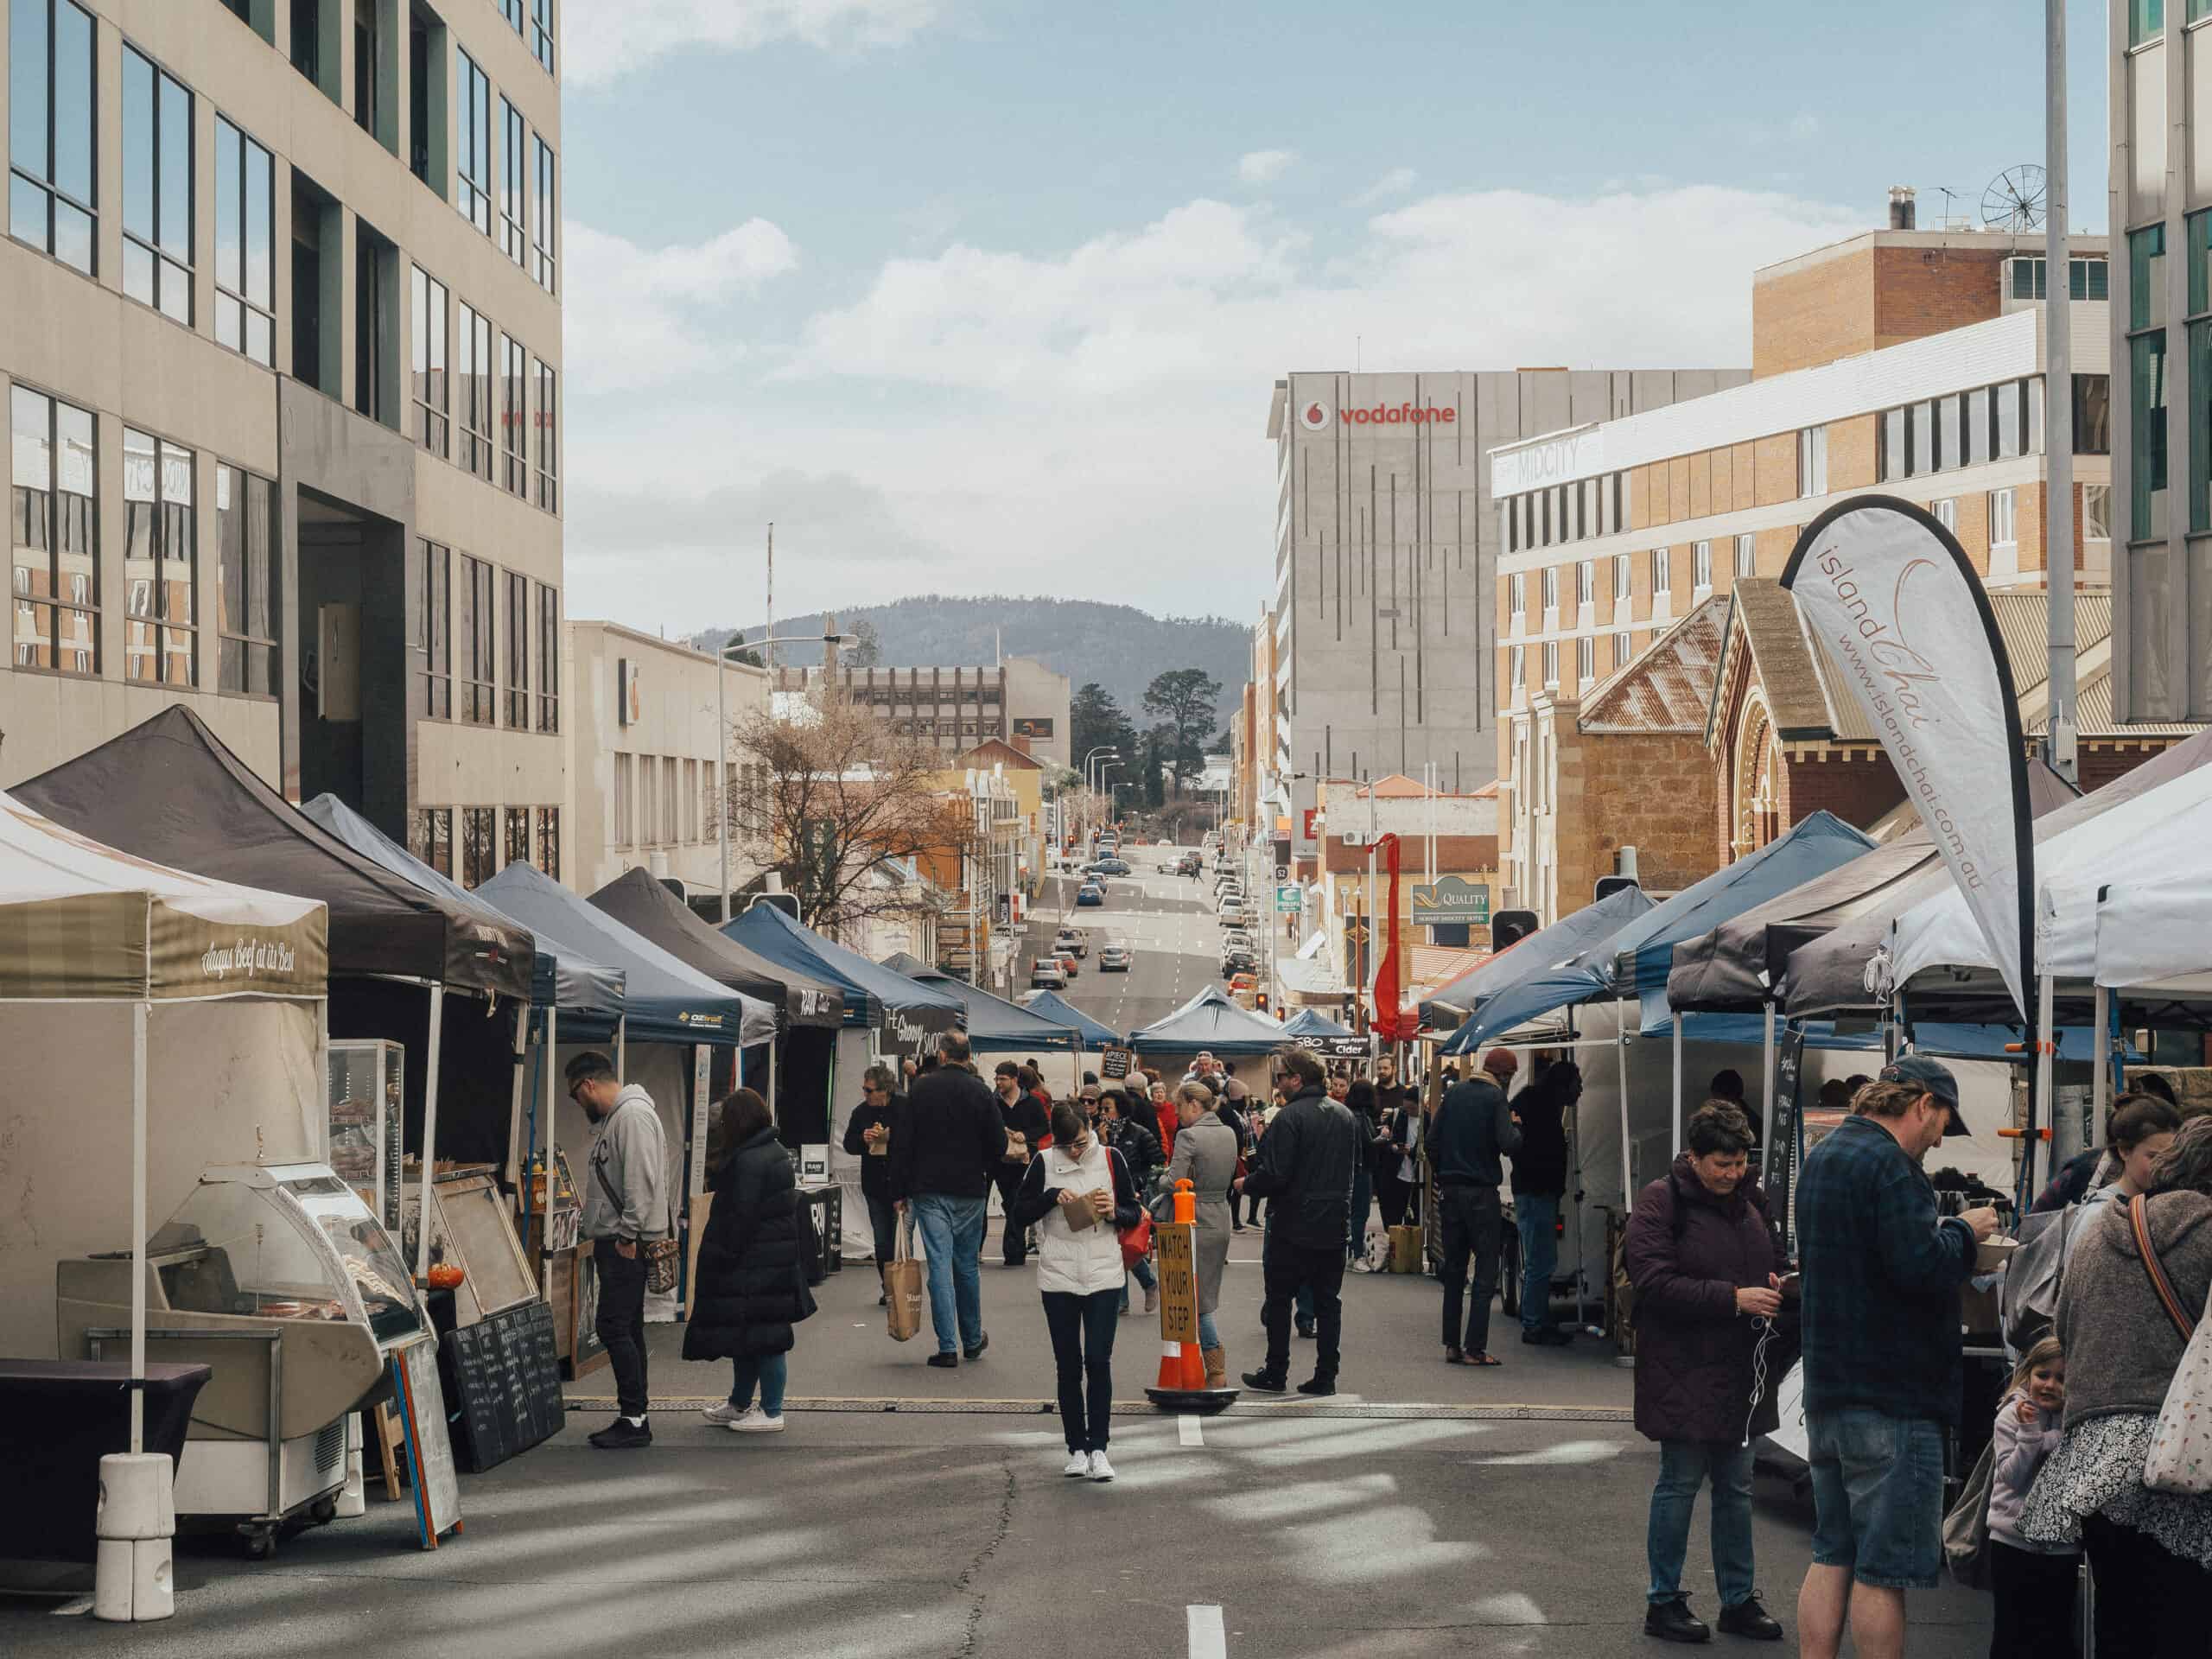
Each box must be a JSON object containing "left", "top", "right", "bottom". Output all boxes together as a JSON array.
[{"left": 715, "top": 627, "right": 859, "bottom": 922}]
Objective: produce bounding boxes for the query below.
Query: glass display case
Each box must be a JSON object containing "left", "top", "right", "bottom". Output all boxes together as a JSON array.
[{"left": 327, "top": 1039, "right": 404, "bottom": 1230}]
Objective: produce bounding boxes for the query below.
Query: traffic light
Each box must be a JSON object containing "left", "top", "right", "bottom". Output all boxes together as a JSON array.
[
  {"left": 1595, "top": 875, "right": 1642, "bottom": 903},
  {"left": 749, "top": 892, "right": 801, "bottom": 921},
  {"left": 1491, "top": 909, "right": 1540, "bottom": 949}
]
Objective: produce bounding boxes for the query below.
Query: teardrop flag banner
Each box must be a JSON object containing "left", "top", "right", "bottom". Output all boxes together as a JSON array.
[
  {"left": 1371, "top": 832, "right": 1406, "bottom": 1040},
  {"left": 1781, "top": 496, "right": 2034, "bottom": 1023}
]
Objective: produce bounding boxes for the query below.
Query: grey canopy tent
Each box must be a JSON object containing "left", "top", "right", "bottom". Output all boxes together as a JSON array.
[
  {"left": 1021, "top": 989, "right": 1123, "bottom": 1049},
  {"left": 1279, "top": 1007, "right": 1354, "bottom": 1038},
  {"left": 1419, "top": 886, "right": 1656, "bottom": 1027},
  {"left": 879, "top": 953, "right": 1090, "bottom": 1052},
  {"left": 589, "top": 868, "right": 842, "bottom": 1028},
  {"left": 722, "top": 900, "right": 965, "bottom": 1039},
  {"left": 1131, "top": 986, "right": 1289, "bottom": 1058}
]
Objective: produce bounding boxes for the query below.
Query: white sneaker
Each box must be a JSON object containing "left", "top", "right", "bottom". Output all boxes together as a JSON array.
[
  {"left": 728, "top": 1407, "right": 784, "bottom": 1434},
  {"left": 1062, "top": 1451, "right": 1091, "bottom": 1478},
  {"left": 700, "top": 1402, "right": 745, "bottom": 1426},
  {"left": 1088, "top": 1451, "right": 1116, "bottom": 1483}
]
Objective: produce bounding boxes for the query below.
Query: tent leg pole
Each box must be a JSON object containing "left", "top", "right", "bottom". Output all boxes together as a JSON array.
[
  {"left": 2031, "top": 971, "right": 2056, "bottom": 1205},
  {"left": 505, "top": 1000, "right": 531, "bottom": 1188},
  {"left": 542, "top": 1006, "right": 557, "bottom": 1302},
  {"left": 130, "top": 999, "right": 149, "bottom": 1456},
  {"left": 1616, "top": 1001, "right": 1633, "bottom": 1214},
  {"left": 615, "top": 1015, "right": 627, "bottom": 1084},
  {"left": 2094, "top": 985, "right": 2115, "bottom": 1149},
  {"left": 1761, "top": 1003, "right": 1777, "bottom": 1154},
  {"left": 768, "top": 1038, "right": 779, "bottom": 1127},
  {"left": 416, "top": 984, "right": 447, "bottom": 1282},
  {"left": 1671, "top": 1015, "right": 1684, "bottom": 1155}
]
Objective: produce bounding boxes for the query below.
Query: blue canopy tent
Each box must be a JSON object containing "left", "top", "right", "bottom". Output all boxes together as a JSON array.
[
  {"left": 1131, "top": 986, "right": 1290, "bottom": 1060},
  {"left": 722, "top": 902, "right": 964, "bottom": 1042},
  {"left": 1022, "top": 989, "right": 1123, "bottom": 1050},
  {"left": 1420, "top": 885, "right": 1656, "bottom": 1029},
  {"left": 879, "top": 953, "right": 1088, "bottom": 1053}
]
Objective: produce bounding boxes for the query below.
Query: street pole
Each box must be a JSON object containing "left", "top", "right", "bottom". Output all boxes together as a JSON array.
[
  {"left": 2044, "top": 0, "right": 2078, "bottom": 785},
  {"left": 765, "top": 522, "right": 776, "bottom": 679},
  {"left": 717, "top": 634, "right": 733, "bottom": 923}
]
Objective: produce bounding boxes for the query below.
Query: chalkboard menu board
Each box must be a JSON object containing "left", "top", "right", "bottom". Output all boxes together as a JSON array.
[{"left": 442, "top": 1300, "right": 565, "bottom": 1474}]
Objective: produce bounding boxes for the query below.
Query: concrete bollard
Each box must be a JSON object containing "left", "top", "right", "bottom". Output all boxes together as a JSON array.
[
  {"left": 336, "top": 1413, "right": 366, "bottom": 1518},
  {"left": 93, "top": 1452, "right": 175, "bottom": 1622}
]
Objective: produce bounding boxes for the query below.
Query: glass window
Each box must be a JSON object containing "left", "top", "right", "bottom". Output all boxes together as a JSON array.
[
  {"left": 1509, "top": 646, "right": 1523, "bottom": 700},
  {"left": 2131, "top": 0, "right": 2164, "bottom": 47},
  {"left": 505, "top": 569, "right": 530, "bottom": 728},
  {"left": 1990, "top": 487, "right": 2017, "bottom": 547},
  {"left": 122, "top": 429, "right": 195, "bottom": 686},
  {"left": 457, "top": 302, "right": 493, "bottom": 480},
  {"left": 11, "top": 0, "right": 99, "bottom": 273},
  {"left": 1797, "top": 426, "right": 1827, "bottom": 496},
  {"left": 461, "top": 806, "right": 495, "bottom": 888},
  {"left": 1508, "top": 572, "right": 1523, "bottom": 620},
  {"left": 1880, "top": 408, "right": 1905, "bottom": 481},
  {"left": 1734, "top": 533, "right": 1755, "bottom": 578},
  {"left": 1933, "top": 497, "right": 1958, "bottom": 532},
  {"left": 411, "top": 266, "right": 449, "bottom": 457},
  {"left": 498, "top": 96, "right": 525, "bottom": 266},
  {"left": 613, "top": 753, "right": 632, "bottom": 845},
  {"left": 216, "top": 465, "right": 279, "bottom": 697},
  {"left": 2083, "top": 483, "right": 2112, "bottom": 542},
  {"left": 1965, "top": 387, "right": 1991, "bottom": 467},
  {"left": 1541, "top": 641, "right": 1559, "bottom": 689},
  {"left": 1576, "top": 636, "right": 1594, "bottom": 685},
  {"left": 532, "top": 0, "right": 555, "bottom": 73},
  {"left": 2133, "top": 332, "right": 2169, "bottom": 542},
  {"left": 535, "top": 805, "right": 560, "bottom": 880},
  {"left": 1995, "top": 380, "right": 2023, "bottom": 460},
  {"left": 2193, "top": 322, "right": 2212, "bottom": 533},
  {"left": 1908, "top": 400, "right": 1935, "bottom": 476},
  {"left": 1614, "top": 552, "right": 1630, "bottom": 601},
  {"left": 121, "top": 47, "right": 193, "bottom": 321},
  {"left": 2132, "top": 223, "right": 2167, "bottom": 333},
  {"left": 1540, "top": 565, "right": 1558, "bottom": 613},
  {"left": 1693, "top": 541, "right": 1713, "bottom": 591},
  {"left": 1500, "top": 503, "right": 1514, "bottom": 555},
  {"left": 454, "top": 48, "right": 490, "bottom": 235},
  {"left": 416, "top": 538, "right": 450, "bottom": 718},
  {"left": 410, "top": 807, "right": 453, "bottom": 878},
  {"left": 1613, "top": 632, "right": 1630, "bottom": 671},
  {"left": 664, "top": 756, "right": 680, "bottom": 843},
  {"left": 1575, "top": 560, "right": 1592, "bottom": 607},
  {"left": 213, "top": 116, "right": 275, "bottom": 365},
  {"left": 1651, "top": 547, "right": 1670, "bottom": 594},
  {"left": 10, "top": 386, "right": 98, "bottom": 673},
  {"left": 2074, "top": 257, "right": 2108, "bottom": 302},
  {"left": 457, "top": 552, "right": 494, "bottom": 724},
  {"left": 531, "top": 358, "right": 557, "bottom": 512},
  {"left": 2012, "top": 257, "right": 2043, "bottom": 302},
  {"left": 1938, "top": 393, "right": 1965, "bottom": 471},
  {"left": 501, "top": 335, "right": 528, "bottom": 495},
  {"left": 499, "top": 0, "right": 524, "bottom": 35},
  {"left": 505, "top": 806, "right": 530, "bottom": 873},
  {"left": 536, "top": 582, "right": 559, "bottom": 732}
]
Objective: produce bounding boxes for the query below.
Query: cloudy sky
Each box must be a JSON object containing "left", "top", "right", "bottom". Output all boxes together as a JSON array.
[{"left": 558, "top": 0, "right": 2107, "bottom": 638}]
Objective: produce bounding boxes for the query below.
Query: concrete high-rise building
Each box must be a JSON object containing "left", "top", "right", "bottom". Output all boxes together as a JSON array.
[
  {"left": 1264, "top": 368, "right": 1745, "bottom": 863},
  {"left": 2, "top": 0, "right": 563, "bottom": 884},
  {"left": 772, "top": 656, "right": 1071, "bottom": 769}
]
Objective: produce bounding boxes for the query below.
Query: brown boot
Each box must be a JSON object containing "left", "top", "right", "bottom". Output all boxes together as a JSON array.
[{"left": 1203, "top": 1346, "right": 1227, "bottom": 1389}]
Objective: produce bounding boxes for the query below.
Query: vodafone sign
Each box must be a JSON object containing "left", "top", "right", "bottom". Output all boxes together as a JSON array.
[{"left": 1301, "top": 400, "right": 1456, "bottom": 431}]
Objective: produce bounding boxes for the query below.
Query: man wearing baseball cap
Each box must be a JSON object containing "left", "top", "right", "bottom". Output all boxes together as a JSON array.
[
  {"left": 1795, "top": 1057, "right": 1998, "bottom": 1659},
  {"left": 1429, "top": 1047, "right": 1523, "bottom": 1366}
]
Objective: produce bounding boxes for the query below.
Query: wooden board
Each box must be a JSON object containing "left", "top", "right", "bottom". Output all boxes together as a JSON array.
[
  {"left": 1100, "top": 1047, "right": 1134, "bottom": 1080},
  {"left": 1156, "top": 1221, "right": 1198, "bottom": 1344},
  {"left": 389, "top": 1336, "right": 461, "bottom": 1548}
]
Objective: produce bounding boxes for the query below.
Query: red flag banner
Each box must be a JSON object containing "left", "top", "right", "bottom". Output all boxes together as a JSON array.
[{"left": 1371, "top": 833, "right": 1405, "bottom": 1040}]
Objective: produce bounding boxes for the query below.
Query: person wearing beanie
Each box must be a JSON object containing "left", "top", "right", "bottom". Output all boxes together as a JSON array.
[{"left": 1429, "top": 1047, "right": 1522, "bottom": 1365}]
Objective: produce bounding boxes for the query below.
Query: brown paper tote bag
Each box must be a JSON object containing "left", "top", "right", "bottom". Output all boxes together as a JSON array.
[{"left": 885, "top": 1211, "right": 925, "bottom": 1342}]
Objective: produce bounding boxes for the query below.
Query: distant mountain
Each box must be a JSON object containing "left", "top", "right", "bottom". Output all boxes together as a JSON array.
[{"left": 696, "top": 595, "right": 1251, "bottom": 727}]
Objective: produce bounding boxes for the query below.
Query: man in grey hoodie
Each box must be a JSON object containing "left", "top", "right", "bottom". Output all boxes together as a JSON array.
[{"left": 569, "top": 1051, "right": 670, "bottom": 1448}]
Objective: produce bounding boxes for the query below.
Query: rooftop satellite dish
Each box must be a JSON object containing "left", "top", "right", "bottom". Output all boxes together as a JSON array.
[{"left": 1982, "top": 165, "right": 2047, "bottom": 232}]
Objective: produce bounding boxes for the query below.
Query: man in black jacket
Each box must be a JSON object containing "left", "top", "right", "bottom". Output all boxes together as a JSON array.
[
  {"left": 841, "top": 1064, "right": 903, "bottom": 1306},
  {"left": 991, "top": 1061, "right": 1052, "bottom": 1267},
  {"left": 1238, "top": 1045, "right": 1360, "bottom": 1396},
  {"left": 1510, "top": 1058, "right": 1579, "bottom": 1345},
  {"left": 1433, "top": 1048, "right": 1523, "bottom": 1366},
  {"left": 889, "top": 1033, "right": 1005, "bottom": 1368}
]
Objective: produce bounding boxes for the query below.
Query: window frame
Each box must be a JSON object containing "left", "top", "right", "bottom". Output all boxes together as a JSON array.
[
  {"left": 456, "top": 550, "right": 495, "bottom": 726},
  {"left": 1575, "top": 559, "right": 1592, "bottom": 608},
  {"left": 457, "top": 300, "right": 493, "bottom": 480},
  {"left": 1576, "top": 635, "right": 1595, "bottom": 686},
  {"left": 454, "top": 47, "right": 491, "bottom": 236},
  {"left": 461, "top": 805, "right": 496, "bottom": 888},
  {"left": 216, "top": 462, "right": 280, "bottom": 699},
  {"left": 531, "top": 0, "right": 555, "bottom": 73},
  {"left": 1693, "top": 540, "right": 1713, "bottom": 593},
  {"left": 535, "top": 580, "right": 559, "bottom": 732},
  {"left": 504, "top": 567, "right": 530, "bottom": 728},
  {"left": 1507, "top": 571, "right": 1524, "bottom": 622},
  {"left": 500, "top": 334, "right": 528, "bottom": 495},
  {"left": 1650, "top": 547, "right": 1671, "bottom": 596},
  {"left": 1541, "top": 640, "right": 1560, "bottom": 690},
  {"left": 1614, "top": 552, "right": 1630, "bottom": 602},
  {"left": 410, "top": 264, "right": 450, "bottom": 458},
  {"left": 1734, "top": 532, "right": 1755, "bottom": 579},
  {"left": 535, "top": 804, "right": 560, "bottom": 880},
  {"left": 9, "top": 0, "right": 99, "bottom": 276},
  {"left": 213, "top": 113, "right": 276, "bottom": 365},
  {"left": 9, "top": 383, "right": 99, "bottom": 676},
  {"left": 531, "top": 356, "right": 556, "bottom": 512},
  {"left": 1990, "top": 486, "right": 2018, "bottom": 549},
  {"left": 120, "top": 43, "right": 194, "bottom": 323},
  {"left": 530, "top": 133, "right": 556, "bottom": 291},
  {"left": 504, "top": 804, "right": 530, "bottom": 873},
  {"left": 497, "top": 94, "right": 526, "bottom": 267},
  {"left": 121, "top": 425, "right": 197, "bottom": 687},
  {"left": 417, "top": 537, "right": 452, "bottom": 718},
  {"left": 1796, "top": 425, "right": 1827, "bottom": 498},
  {"left": 411, "top": 807, "right": 454, "bottom": 879}
]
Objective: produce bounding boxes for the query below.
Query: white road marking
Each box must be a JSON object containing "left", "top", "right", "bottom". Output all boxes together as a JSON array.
[
  {"left": 1187, "top": 1604, "right": 1228, "bottom": 1659},
  {"left": 1178, "top": 1413, "right": 1205, "bottom": 1447}
]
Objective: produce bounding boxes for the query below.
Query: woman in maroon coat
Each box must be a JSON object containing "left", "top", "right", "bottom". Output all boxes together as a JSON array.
[{"left": 1625, "top": 1103, "right": 1787, "bottom": 1645}]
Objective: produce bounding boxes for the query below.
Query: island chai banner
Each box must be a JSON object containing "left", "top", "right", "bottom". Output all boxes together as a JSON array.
[{"left": 1782, "top": 497, "right": 2034, "bottom": 1022}]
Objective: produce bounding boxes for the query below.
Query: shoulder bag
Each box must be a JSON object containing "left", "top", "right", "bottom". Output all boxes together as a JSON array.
[
  {"left": 2132, "top": 1193, "right": 2212, "bottom": 1496},
  {"left": 1941, "top": 1438, "right": 1997, "bottom": 1588}
]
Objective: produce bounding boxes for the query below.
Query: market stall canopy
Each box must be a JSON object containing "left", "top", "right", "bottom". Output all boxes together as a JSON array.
[
  {"left": 480, "top": 862, "right": 773, "bottom": 1045},
  {"left": 1443, "top": 811, "right": 1873, "bottom": 1055},
  {"left": 0, "top": 792, "right": 327, "bottom": 1000},
  {"left": 589, "top": 868, "right": 841, "bottom": 1028},
  {"left": 1279, "top": 1007, "right": 1354, "bottom": 1039},
  {"left": 721, "top": 901, "right": 963, "bottom": 1035},
  {"left": 1131, "top": 986, "right": 1290, "bottom": 1057},
  {"left": 1420, "top": 886, "right": 1654, "bottom": 1026},
  {"left": 878, "top": 954, "right": 1089, "bottom": 1052},
  {"left": 2094, "top": 871, "right": 2212, "bottom": 997},
  {"left": 1890, "top": 761, "right": 2212, "bottom": 1022},
  {"left": 15, "top": 707, "right": 530, "bottom": 998},
  {"left": 1020, "top": 988, "right": 1124, "bottom": 1049},
  {"left": 1782, "top": 727, "right": 2212, "bottom": 1019},
  {"left": 302, "top": 794, "right": 624, "bottom": 1036}
]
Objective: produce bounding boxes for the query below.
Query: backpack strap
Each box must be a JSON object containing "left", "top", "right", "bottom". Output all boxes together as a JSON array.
[{"left": 2130, "top": 1193, "right": 2197, "bottom": 1343}]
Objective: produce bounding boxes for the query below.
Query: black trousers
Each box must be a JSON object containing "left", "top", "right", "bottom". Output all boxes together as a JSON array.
[
  {"left": 1437, "top": 1183, "right": 1503, "bottom": 1357},
  {"left": 1376, "top": 1170, "right": 1418, "bottom": 1231},
  {"left": 593, "top": 1237, "right": 650, "bottom": 1418},
  {"left": 992, "top": 1163, "right": 1031, "bottom": 1263},
  {"left": 2084, "top": 1513, "right": 2208, "bottom": 1657},
  {"left": 1987, "top": 1541, "right": 2077, "bottom": 1659},
  {"left": 1040, "top": 1289, "right": 1120, "bottom": 1452},
  {"left": 864, "top": 1192, "right": 899, "bottom": 1267},
  {"left": 1262, "top": 1242, "right": 1344, "bottom": 1382}
]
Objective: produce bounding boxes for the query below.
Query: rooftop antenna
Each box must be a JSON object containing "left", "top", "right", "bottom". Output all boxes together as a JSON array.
[{"left": 1934, "top": 185, "right": 1968, "bottom": 228}]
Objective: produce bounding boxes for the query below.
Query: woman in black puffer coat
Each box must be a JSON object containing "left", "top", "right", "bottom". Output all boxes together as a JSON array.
[{"left": 683, "top": 1089, "right": 817, "bottom": 1433}]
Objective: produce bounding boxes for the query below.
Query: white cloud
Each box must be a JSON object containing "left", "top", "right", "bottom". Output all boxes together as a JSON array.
[
  {"left": 562, "top": 0, "right": 938, "bottom": 89},
  {"left": 563, "top": 219, "right": 798, "bottom": 392},
  {"left": 1236, "top": 149, "right": 1297, "bottom": 186},
  {"left": 1353, "top": 166, "right": 1418, "bottom": 205}
]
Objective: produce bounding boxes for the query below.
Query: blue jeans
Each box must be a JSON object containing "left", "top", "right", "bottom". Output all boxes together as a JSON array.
[
  {"left": 1119, "top": 1252, "right": 1156, "bottom": 1313},
  {"left": 1647, "top": 1440, "right": 1756, "bottom": 1606},
  {"left": 1516, "top": 1192, "right": 1560, "bottom": 1332},
  {"left": 727, "top": 1351, "right": 788, "bottom": 1417},
  {"left": 910, "top": 1194, "right": 987, "bottom": 1355},
  {"left": 1807, "top": 1408, "right": 1945, "bottom": 1590},
  {"left": 1198, "top": 1310, "right": 1220, "bottom": 1349}
]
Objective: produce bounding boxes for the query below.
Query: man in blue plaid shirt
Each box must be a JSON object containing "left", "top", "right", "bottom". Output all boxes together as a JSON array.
[{"left": 1793, "top": 1057, "right": 1999, "bottom": 1659}]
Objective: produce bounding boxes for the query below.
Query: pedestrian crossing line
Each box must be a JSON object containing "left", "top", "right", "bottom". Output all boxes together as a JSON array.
[
  {"left": 1187, "top": 1604, "right": 1227, "bottom": 1659},
  {"left": 1178, "top": 1413, "right": 1205, "bottom": 1447}
]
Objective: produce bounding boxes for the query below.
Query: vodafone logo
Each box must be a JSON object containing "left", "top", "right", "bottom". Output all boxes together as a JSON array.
[
  {"left": 1300, "top": 401, "right": 1332, "bottom": 430},
  {"left": 1343, "top": 402, "right": 1455, "bottom": 426}
]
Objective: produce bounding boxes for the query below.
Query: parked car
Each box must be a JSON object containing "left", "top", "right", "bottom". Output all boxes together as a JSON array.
[
  {"left": 1054, "top": 929, "right": 1089, "bottom": 958},
  {"left": 1030, "top": 960, "right": 1069, "bottom": 989},
  {"left": 1218, "top": 904, "right": 1247, "bottom": 927},
  {"left": 1099, "top": 943, "right": 1132, "bottom": 972},
  {"left": 1221, "top": 948, "right": 1256, "bottom": 976},
  {"left": 1076, "top": 883, "right": 1105, "bottom": 908},
  {"left": 1093, "top": 858, "right": 1131, "bottom": 876}
]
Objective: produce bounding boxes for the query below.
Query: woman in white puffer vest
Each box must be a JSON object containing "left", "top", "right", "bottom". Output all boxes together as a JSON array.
[{"left": 1009, "top": 1101, "right": 1143, "bottom": 1482}]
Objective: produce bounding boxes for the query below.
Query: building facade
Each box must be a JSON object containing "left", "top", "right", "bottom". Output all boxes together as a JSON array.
[
  {"left": 770, "top": 655, "right": 1071, "bottom": 770},
  {"left": 566, "top": 620, "right": 767, "bottom": 903},
  {"left": 2109, "top": 4, "right": 2212, "bottom": 724},
  {"left": 3, "top": 0, "right": 563, "bottom": 877},
  {"left": 1264, "top": 366, "right": 1745, "bottom": 868}
]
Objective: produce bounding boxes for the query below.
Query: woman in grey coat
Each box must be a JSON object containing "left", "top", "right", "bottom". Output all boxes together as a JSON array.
[{"left": 1167, "top": 1079, "right": 1239, "bottom": 1388}]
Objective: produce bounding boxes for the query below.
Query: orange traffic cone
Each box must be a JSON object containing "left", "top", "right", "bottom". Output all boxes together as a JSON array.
[{"left": 1154, "top": 1338, "right": 1185, "bottom": 1391}]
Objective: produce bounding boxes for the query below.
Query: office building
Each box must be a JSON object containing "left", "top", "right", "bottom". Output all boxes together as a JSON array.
[
  {"left": 2, "top": 0, "right": 563, "bottom": 880},
  {"left": 770, "top": 654, "right": 1071, "bottom": 769}
]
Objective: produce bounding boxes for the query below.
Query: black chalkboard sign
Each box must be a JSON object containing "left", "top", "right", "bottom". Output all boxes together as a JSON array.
[
  {"left": 521, "top": 1303, "right": 564, "bottom": 1443},
  {"left": 442, "top": 1301, "right": 564, "bottom": 1474}
]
